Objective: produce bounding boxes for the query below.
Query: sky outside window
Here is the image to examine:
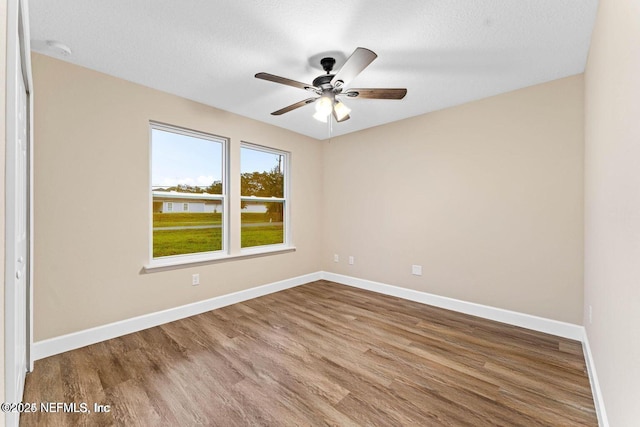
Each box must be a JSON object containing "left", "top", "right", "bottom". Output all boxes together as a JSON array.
[
  {"left": 152, "top": 130, "right": 283, "bottom": 189},
  {"left": 241, "top": 147, "right": 284, "bottom": 174},
  {"left": 151, "top": 129, "right": 222, "bottom": 188}
]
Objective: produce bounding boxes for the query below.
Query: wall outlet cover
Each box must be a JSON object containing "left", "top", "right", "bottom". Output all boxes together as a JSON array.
[{"left": 411, "top": 265, "right": 423, "bottom": 276}]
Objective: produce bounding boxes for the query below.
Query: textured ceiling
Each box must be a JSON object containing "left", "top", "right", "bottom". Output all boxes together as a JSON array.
[{"left": 29, "top": 0, "right": 598, "bottom": 140}]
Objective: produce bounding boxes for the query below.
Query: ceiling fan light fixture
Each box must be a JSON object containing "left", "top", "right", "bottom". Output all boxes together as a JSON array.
[
  {"left": 313, "top": 111, "right": 329, "bottom": 123},
  {"left": 333, "top": 101, "right": 351, "bottom": 121},
  {"left": 315, "top": 96, "right": 333, "bottom": 117}
]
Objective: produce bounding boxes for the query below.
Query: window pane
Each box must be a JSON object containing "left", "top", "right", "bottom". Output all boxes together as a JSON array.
[
  {"left": 241, "top": 200, "right": 284, "bottom": 248},
  {"left": 240, "top": 147, "right": 284, "bottom": 197},
  {"left": 153, "top": 202, "right": 223, "bottom": 257},
  {"left": 152, "top": 127, "right": 224, "bottom": 257},
  {"left": 152, "top": 128, "right": 223, "bottom": 194}
]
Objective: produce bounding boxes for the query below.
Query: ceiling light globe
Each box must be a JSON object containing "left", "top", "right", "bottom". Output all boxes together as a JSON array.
[
  {"left": 333, "top": 101, "right": 351, "bottom": 121},
  {"left": 315, "top": 96, "right": 333, "bottom": 116},
  {"left": 313, "top": 111, "right": 328, "bottom": 123}
]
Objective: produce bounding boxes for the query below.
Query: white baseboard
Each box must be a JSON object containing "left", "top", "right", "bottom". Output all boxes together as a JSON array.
[
  {"left": 34, "top": 270, "right": 585, "bottom": 361},
  {"left": 321, "top": 272, "right": 584, "bottom": 341},
  {"left": 32, "top": 270, "right": 606, "bottom": 425},
  {"left": 582, "top": 331, "right": 609, "bottom": 427},
  {"left": 32, "top": 271, "right": 322, "bottom": 361}
]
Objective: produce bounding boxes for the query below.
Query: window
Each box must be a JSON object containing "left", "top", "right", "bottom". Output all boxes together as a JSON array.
[
  {"left": 240, "top": 143, "right": 288, "bottom": 249},
  {"left": 151, "top": 123, "right": 226, "bottom": 259},
  {"left": 148, "top": 123, "right": 292, "bottom": 268}
]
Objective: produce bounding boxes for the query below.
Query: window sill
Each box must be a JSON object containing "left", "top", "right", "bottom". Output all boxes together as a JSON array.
[{"left": 143, "top": 246, "right": 296, "bottom": 273}]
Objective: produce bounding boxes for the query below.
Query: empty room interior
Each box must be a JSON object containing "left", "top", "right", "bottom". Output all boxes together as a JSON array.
[{"left": 2, "top": 0, "right": 639, "bottom": 425}]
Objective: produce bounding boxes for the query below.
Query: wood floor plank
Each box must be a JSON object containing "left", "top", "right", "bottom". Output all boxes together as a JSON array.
[{"left": 21, "top": 280, "right": 597, "bottom": 426}]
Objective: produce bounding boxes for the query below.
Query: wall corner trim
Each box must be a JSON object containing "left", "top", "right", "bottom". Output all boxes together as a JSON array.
[
  {"left": 32, "top": 271, "right": 322, "bottom": 361},
  {"left": 582, "top": 330, "right": 610, "bottom": 427}
]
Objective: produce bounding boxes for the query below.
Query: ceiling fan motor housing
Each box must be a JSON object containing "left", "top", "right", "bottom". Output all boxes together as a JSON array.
[
  {"left": 320, "top": 57, "right": 335, "bottom": 73},
  {"left": 312, "top": 74, "right": 335, "bottom": 90},
  {"left": 313, "top": 57, "right": 339, "bottom": 90}
]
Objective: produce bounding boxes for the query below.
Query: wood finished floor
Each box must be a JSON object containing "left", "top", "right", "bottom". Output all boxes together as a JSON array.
[{"left": 21, "top": 280, "right": 597, "bottom": 426}]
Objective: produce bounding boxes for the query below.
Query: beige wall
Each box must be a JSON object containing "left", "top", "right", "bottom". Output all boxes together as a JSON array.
[
  {"left": 32, "top": 53, "right": 323, "bottom": 341},
  {"left": 33, "top": 53, "right": 586, "bottom": 339},
  {"left": 1, "top": 0, "right": 8, "bottom": 418},
  {"left": 584, "top": 0, "right": 640, "bottom": 424},
  {"left": 323, "top": 75, "right": 585, "bottom": 324}
]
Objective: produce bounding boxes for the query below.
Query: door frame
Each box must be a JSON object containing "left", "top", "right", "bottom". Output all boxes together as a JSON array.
[{"left": 4, "top": 0, "right": 34, "bottom": 422}]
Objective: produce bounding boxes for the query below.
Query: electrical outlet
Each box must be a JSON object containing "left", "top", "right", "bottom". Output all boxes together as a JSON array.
[
  {"left": 589, "top": 305, "right": 593, "bottom": 324},
  {"left": 192, "top": 274, "right": 200, "bottom": 286},
  {"left": 348, "top": 256, "right": 354, "bottom": 265},
  {"left": 334, "top": 254, "right": 339, "bottom": 262},
  {"left": 411, "top": 265, "right": 423, "bottom": 276}
]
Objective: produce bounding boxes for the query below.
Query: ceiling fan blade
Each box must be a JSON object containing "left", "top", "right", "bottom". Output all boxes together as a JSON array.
[
  {"left": 255, "top": 72, "right": 317, "bottom": 92},
  {"left": 331, "top": 47, "right": 377, "bottom": 88},
  {"left": 343, "top": 88, "right": 407, "bottom": 100},
  {"left": 332, "top": 109, "right": 350, "bottom": 123},
  {"left": 271, "top": 98, "right": 317, "bottom": 115}
]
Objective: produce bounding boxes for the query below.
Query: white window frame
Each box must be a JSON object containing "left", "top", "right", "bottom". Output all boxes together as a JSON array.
[
  {"left": 144, "top": 126, "right": 295, "bottom": 271},
  {"left": 240, "top": 142, "right": 291, "bottom": 254},
  {"left": 148, "top": 122, "right": 229, "bottom": 266}
]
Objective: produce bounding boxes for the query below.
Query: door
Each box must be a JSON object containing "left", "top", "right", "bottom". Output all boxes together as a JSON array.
[
  {"left": 10, "top": 42, "right": 29, "bottom": 398},
  {"left": 5, "top": 1, "right": 31, "bottom": 424}
]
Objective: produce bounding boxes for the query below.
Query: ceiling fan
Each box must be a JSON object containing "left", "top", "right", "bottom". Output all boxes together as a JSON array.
[{"left": 255, "top": 47, "right": 407, "bottom": 123}]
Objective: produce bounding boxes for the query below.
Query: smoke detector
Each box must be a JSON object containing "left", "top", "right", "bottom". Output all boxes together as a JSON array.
[{"left": 46, "top": 40, "right": 72, "bottom": 57}]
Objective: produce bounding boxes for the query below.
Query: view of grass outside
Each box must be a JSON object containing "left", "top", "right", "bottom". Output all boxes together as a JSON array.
[
  {"left": 153, "top": 227, "right": 222, "bottom": 257},
  {"left": 154, "top": 212, "right": 222, "bottom": 227},
  {"left": 153, "top": 212, "right": 222, "bottom": 257},
  {"left": 240, "top": 210, "right": 284, "bottom": 248},
  {"left": 153, "top": 211, "right": 284, "bottom": 257}
]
